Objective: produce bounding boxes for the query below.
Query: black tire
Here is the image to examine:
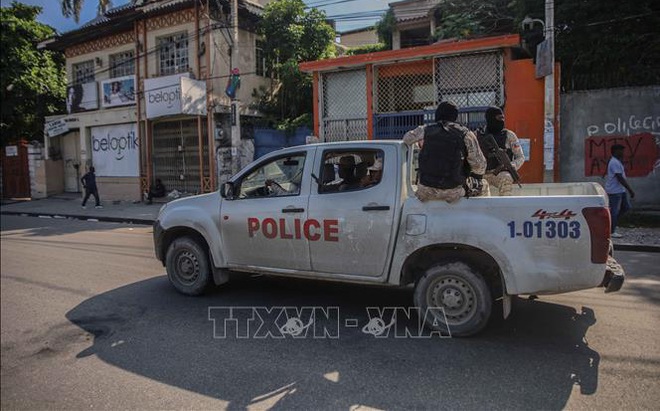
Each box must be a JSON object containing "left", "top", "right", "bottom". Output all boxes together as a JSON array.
[
  {"left": 165, "top": 236, "right": 212, "bottom": 296},
  {"left": 413, "top": 262, "right": 492, "bottom": 337}
]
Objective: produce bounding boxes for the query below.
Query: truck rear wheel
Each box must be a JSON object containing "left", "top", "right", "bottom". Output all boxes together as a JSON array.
[
  {"left": 413, "top": 262, "right": 491, "bottom": 337},
  {"left": 165, "top": 236, "right": 212, "bottom": 296}
]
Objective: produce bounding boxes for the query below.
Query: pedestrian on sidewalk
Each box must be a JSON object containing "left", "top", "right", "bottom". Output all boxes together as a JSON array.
[
  {"left": 81, "top": 166, "right": 103, "bottom": 209},
  {"left": 605, "top": 144, "right": 635, "bottom": 238}
]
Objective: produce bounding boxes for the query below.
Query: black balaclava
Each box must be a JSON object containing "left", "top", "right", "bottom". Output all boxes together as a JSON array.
[
  {"left": 435, "top": 101, "right": 459, "bottom": 122},
  {"left": 485, "top": 106, "right": 505, "bottom": 133}
]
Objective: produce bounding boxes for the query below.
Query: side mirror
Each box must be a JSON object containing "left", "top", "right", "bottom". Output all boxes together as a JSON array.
[{"left": 220, "top": 182, "right": 234, "bottom": 199}]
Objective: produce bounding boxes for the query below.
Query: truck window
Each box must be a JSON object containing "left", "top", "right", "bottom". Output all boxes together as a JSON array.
[
  {"left": 237, "top": 154, "right": 306, "bottom": 199},
  {"left": 319, "top": 149, "right": 384, "bottom": 193}
]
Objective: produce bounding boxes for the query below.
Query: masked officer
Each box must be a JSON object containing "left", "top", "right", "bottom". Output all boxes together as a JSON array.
[
  {"left": 403, "top": 101, "right": 486, "bottom": 203},
  {"left": 477, "top": 106, "right": 525, "bottom": 196}
]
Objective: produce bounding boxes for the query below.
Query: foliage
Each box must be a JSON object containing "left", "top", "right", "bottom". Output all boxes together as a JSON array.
[
  {"left": 0, "top": 2, "right": 66, "bottom": 145},
  {"left": 60, "top": 0, "right": 111, "bottom": 23},
  {"left": 514, "top": 0, "right": 660, "bottom": 90},
  {"left": 375, "top": 9, "right": 395, "bottom": 49},
  {"left": 256, "top": 0, "right": 335, "bottom": 129},
  {"left": 346, "top": 43, "right": 387, "bottom": 56},
  {"left": 433, "top": 0, "right": 514, "bottom": 41}
]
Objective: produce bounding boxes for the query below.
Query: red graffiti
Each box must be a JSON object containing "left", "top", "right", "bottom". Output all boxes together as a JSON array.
[
  {"left": 247, "top": 217, "right": 339, "bottom": 242},
  {"left": 584, "top": 133, "right": 659, "bottom": 177}
]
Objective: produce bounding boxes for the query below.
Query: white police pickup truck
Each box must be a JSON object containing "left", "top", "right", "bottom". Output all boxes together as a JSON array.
[{"left": 153, "top": 141, "right": 624, "bottom": 336}]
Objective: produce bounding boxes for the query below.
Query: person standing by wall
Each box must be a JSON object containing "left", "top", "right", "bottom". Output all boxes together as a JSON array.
[
  {"left": 477, "top": 106, "right": 525, "bottom": 196},
  {"left": 81, "top": 166, "right": 102, "bottom": 209},
  {"left": 605, "top": 144, "right": 635, "bottom": 238}
]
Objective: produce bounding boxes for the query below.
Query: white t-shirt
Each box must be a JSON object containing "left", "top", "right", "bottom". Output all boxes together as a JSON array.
[{"left": 605, "top": 156, "right": 626, "bottom": 194}]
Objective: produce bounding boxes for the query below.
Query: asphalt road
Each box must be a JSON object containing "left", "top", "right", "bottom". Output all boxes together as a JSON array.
[{"left": 1, "top": 215, "right": 659, "bottom": 410}]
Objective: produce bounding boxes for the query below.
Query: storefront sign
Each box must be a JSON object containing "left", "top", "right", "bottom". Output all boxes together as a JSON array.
[
  {"left": 145, "top": 73, "right": 207, "bottom": 119},
  {"left": 90, "top": 123, "right": 139, "bottom": 177},
  {"left": 66, "top": 82, "right": 98, "bottom": 114},
  {"left": 145, "top": 73, "right": 189, "bottom": 119},
  {"left": 101, "top": 75, "right": 136, "bottom": 108},
  {"left": 181, "top": 77, "right": 207, "bottom": 116},
  {"left": 45, "top": 119, "right": 70, "bottom": 138}
]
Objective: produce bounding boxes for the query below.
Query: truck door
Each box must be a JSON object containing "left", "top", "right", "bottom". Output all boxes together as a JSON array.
[
  {"left": 219, "top": 149, "right": 312, "bottom": 271},
  {"left": 307, "top": 145, "right": 398, "bottom": 278}
]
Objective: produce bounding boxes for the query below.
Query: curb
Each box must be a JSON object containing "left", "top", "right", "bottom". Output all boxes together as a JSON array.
[
  {"left": 1, "top": 211, "right": 154, "bottom": 226},
  {"left": 613, "top": 243, "right": 660, "bottom": 253}
]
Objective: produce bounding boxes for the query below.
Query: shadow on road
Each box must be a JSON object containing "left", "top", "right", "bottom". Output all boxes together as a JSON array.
[{"left": 66, "top": 275, "right": 599, "bottom": 410}]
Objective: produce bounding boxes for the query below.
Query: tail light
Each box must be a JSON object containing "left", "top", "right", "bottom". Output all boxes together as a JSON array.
[{"left": 582, "top": 207, "right": 611, "bottom": 264}]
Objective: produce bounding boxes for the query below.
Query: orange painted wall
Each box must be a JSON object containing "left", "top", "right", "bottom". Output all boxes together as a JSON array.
[{"left": 504, "top": 59, "right": 546, "bottom": 183}]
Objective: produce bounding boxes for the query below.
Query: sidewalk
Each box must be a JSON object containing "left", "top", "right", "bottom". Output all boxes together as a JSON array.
[
  {"left": 1, "top": 194, "right": 162, "bottom": 225},
  {"left": 1, "top": 194, "right": 658, "bottom": 252}
]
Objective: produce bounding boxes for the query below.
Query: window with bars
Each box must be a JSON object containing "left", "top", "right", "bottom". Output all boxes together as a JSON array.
[
  {"left": 72, "top": 60, "right": 95, "bottom": 84},
  {"left": 110, "top": 50, "right": 135, "bottom": 78},
  {"left": 158, "top": 32, "right": 189, "bottom": 76}
]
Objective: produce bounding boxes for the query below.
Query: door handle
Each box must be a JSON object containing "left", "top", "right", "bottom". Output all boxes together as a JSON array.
[
  {"left": 282, "top": 208, "right": 305, "bottom": 213},
  {"left": 362, "top": 205, "right": 390, "bottom": 211}
]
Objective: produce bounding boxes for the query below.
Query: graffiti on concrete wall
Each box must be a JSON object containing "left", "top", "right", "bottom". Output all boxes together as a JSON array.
[{"left": 584, "top": 115, "right": 660, "bottom": 177}]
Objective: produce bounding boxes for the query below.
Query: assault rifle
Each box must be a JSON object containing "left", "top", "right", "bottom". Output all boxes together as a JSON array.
[{"left": 482, "top": 133, "right": 522, "bottom": 188}]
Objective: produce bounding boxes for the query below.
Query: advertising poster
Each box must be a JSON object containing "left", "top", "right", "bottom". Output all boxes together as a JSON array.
[
  {"left": 66, "top": 82, "right": 98, "bottom": 114},
  {"left": 90, "top": 123, "right": 139, "bottom": 177},
  {"left": 101, "top": 75, "right": 136, "bottom": 108}
]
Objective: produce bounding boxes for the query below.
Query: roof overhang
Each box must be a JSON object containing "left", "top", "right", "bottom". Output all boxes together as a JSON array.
[{"left": 300, "top": 34, "right": 520, "bottom": 73}]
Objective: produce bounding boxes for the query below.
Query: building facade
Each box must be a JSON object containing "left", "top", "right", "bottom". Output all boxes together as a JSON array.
[
  {"left": 300, "top": 34, "right": 560, "bottom": 183},
  {"left": 44, "top": 0, "right": 272, "bottom": 201}
]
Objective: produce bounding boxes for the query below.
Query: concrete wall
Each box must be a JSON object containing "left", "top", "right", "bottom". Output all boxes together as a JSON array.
[
  {"left": 29, "top": 143, "right": 66, "bottom": 199},
  {"left": 97, "top": 176, "right": 141, "bottom": 201},
  {"left": 560, "top": 86, "right": 660, "bottom": 208},
  {"left": 340, "top": 29, "right": 379, "bottom": 47}
]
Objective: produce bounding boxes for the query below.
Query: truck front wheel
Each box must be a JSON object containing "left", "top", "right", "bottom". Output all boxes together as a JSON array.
[
  {"left": 165, "top": 236, "right": 212, "bottom": 296},
  {"left": 413, "top": 262, "right": 491, "bottom": 337}
]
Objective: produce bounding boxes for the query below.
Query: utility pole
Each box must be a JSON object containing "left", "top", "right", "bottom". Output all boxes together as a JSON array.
[
  {"left": 230, "top": 0, "right": 241, "bottom": 174},
  {"left": 543, "top": 0, "right": 555, "bottom": 182}
]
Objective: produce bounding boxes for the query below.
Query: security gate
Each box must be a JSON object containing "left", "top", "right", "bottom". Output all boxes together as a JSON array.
[
  {"left": 321, "top": 69, "right": 368, "bottom": 141},
  {"left": 152, "top": 119, "right": 208, "bottom": 194},
  {"left": 435, "top": 51, "right": 503, "bottom": 108}
]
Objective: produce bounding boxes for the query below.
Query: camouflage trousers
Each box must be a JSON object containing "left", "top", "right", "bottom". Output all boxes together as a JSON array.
[
  {"left": 415, "top": 184, "right": 466, "bottom": 204},
  {"left": 485, "top": 172, "right": 514, "bottom": 196}
]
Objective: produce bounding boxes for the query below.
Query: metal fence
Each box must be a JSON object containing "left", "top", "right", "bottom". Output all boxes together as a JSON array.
[
  {"left": 321, "top": 69, "right": 368, "bottom": 141},
  {"left": 152, "top": 119, "right": 208, "bottom": 194},
  {"left": 320, "top": 51, "right": 503, "bottom": 141}
]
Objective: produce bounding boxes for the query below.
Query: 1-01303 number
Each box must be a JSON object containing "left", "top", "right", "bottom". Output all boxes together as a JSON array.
[{"left": 508, "top": 220, "right": 581, "bottom": 239}]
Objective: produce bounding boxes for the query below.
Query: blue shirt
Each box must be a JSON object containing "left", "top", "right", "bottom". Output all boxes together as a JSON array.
[{"left": 605, "top": 157, "right": 626, "bottom": 194}]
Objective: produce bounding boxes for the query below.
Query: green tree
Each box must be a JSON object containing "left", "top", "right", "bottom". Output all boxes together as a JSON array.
[
  {"left": 256, "top": 0, "right": 335, "bottom": 129},
  {"left": 375, "top": 9, "right": 395, "bottom": 49},
  {"left": 1, "top": 2, "right": 66, "bottom": 145},
  {"left": 61, "top": 0, "right": 111, "bottom": 23}
]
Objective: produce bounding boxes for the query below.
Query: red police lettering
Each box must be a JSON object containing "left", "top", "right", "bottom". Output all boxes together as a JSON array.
[
  {"left": 324, "top": 219, "right": 339, "bottom": 242},
  {"left": 246, "top": 217, "right": 339, "bottom": 241},
  {"left": 248, "top": 217, "right": 260, "bottom": 237},
  {"left": 303, "top": 219, "right": 321, "bottom": 241},
  {"left": 262, "top": 218, "right": 278, "bottom": 239}
]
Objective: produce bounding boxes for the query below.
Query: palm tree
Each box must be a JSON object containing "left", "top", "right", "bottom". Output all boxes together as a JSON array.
[{"left": 61, "top": 0, "right": 112, "bottom": 23}]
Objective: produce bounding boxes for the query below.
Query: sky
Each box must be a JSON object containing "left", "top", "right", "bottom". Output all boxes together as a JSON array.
[{"left": 12, "top": 0, "right": 390, "bottom": 34}]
